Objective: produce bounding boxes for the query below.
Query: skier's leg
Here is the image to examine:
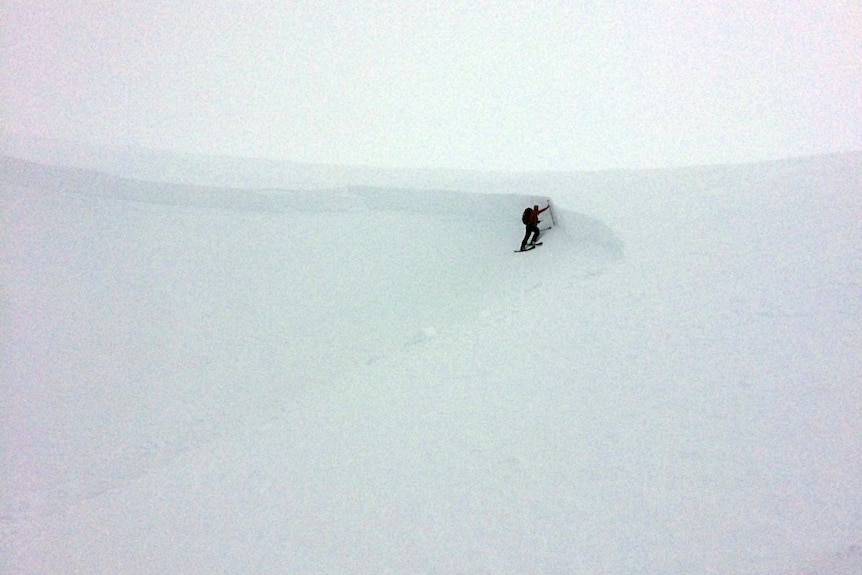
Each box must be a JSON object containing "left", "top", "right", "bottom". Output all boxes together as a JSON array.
[{"left": 520, "top": 226, "right": 531, "bottom": 250}]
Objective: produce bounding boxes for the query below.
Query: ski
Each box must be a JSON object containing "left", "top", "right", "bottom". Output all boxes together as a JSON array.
[{"left": 515, "top": 242, "right": 542, "bottom": 252}]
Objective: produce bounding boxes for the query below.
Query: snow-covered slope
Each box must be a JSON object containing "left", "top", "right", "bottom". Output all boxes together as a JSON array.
[{"left": 2, "top": 151, "right": 860, "bottom": 574}]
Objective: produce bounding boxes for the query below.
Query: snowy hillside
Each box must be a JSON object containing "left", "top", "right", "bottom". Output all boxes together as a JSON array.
[{"left": 2, "top": 151, "right": 861, "bottom": 574}]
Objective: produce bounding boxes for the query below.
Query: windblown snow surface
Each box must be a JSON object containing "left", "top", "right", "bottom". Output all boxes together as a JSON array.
[{"left": 2, "top": 149, "right": 861, "bottom": 574}]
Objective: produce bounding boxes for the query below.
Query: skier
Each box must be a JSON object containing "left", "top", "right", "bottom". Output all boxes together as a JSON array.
[{"left": 520, "top": 203, "right": 550, "bottom": 251}]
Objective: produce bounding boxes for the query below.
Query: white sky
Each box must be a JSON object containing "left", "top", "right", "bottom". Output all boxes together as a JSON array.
[{"left": 4, "top": 1, "right": 860, "bottom": 171}]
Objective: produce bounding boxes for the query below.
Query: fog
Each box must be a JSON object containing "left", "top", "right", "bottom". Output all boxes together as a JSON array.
[{"left": 4, "top": 1, "right": 860, "bottom": 171}]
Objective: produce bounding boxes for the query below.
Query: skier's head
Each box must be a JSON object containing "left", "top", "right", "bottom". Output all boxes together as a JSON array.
[{"left": 533, "top": 205, "right": 539, "bottom": 210}]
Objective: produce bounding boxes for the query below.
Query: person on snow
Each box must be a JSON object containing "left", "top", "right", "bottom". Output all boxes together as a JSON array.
[{"left": 520, "top": 203, "right": 550, "bottom": 251}]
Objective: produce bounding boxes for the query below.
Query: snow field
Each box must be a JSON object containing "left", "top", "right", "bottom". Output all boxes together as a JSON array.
[{"left": 2, "top": 152, "right": 861, "bottom": 573}]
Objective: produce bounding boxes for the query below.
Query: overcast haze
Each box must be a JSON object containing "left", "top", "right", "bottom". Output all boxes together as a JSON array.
[{"left": 4, "top": 1, "right": 861, "bottom": 171}]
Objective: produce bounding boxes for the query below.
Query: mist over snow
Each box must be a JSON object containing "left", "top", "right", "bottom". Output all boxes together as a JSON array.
[
  {"left": 2, "top": 145, "right": 861, "bottom": 574},
  {"left": 5, "top": 2, "right": 861, "bottom": 171}
]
